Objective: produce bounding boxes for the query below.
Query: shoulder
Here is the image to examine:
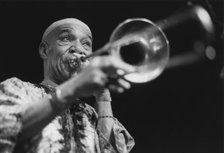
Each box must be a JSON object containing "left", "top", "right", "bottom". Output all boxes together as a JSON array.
[
  {"left": 0, "top": 77, "right": 35, "bottom": 92},
  {"left": 0, "top": 77, "right": 45, "bottom": 100},
  {"left": 1, "top": 77, "right": 29, "bottom": 86}
]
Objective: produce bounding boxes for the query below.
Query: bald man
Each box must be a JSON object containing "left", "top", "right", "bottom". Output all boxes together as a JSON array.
[{"left": 0, "top": 18, "right": 135, "bottom": 153}]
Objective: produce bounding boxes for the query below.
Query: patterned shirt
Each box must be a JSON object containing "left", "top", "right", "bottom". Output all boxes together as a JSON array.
[{"left": 0, "top": 77, "right": 134, "bottom": 153}]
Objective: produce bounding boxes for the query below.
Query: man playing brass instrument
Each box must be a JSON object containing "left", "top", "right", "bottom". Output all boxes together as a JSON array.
[{"left": 0, "top": 18, "right": 135, "bottom": 153}]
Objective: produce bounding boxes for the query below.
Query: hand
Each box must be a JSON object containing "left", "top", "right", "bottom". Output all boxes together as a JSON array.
[{"left": 58, "top": 55, "right": 135, "bottom": 102}]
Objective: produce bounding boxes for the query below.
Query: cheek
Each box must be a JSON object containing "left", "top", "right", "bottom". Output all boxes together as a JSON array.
[
  {"left": 52, "top": 44, "right": 68, "bottom": 56},
  {"left": 87, "top": 49, "right": 92, "bottom": 56},
  {"left": 48, "top": 45, "right": 70, "bottom": 70},
  {"left": 61, "top": 52, "right": 72, "bottom": 64},
  {"left": 50, "top": 45, "right": 69, "bottom": 62},
  {"left": 59, "top": 51, "right": 74, "bottom": 72}
]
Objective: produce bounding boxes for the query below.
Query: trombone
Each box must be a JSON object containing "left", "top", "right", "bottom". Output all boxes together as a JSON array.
[{"left": 81, "top": 5, "right": 214, "bottom": 83}]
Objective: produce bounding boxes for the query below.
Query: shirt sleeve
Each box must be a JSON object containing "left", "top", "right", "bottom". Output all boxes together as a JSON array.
[
  {"left": 97, "top": 118, "right": 135, "bottom": 153},
  {"left": 0, "top": 77, "right": 30, "bottom": 153}
]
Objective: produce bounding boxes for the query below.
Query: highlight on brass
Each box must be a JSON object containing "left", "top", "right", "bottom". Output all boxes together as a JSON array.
[
  {"left": 82, "top": 5, "right": 214, "bottom": 83},
  {"left": 109, "top": 18, "right": 169, "bottom": 83}
]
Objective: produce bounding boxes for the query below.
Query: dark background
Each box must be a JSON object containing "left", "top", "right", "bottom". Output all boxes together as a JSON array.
[{"left": 0, "top": 0, "right": 223, "bottom": 153}]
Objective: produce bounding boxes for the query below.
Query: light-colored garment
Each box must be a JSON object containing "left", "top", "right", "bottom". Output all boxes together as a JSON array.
[{"left": 0, "top": 77, "right": 134, "bottom": 153}]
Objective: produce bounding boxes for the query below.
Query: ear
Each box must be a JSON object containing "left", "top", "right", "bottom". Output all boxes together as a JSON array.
[{"left": 39, "top": 41, "right": 49, "bottom": 59}]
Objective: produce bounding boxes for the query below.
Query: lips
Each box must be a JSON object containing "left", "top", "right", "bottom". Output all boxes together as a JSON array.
[
  {"left": 68, "top": 56, "right": 90, "bottom": 73},
  {"left": 68, "top": 57, "right": 82, "bottom": 70}
]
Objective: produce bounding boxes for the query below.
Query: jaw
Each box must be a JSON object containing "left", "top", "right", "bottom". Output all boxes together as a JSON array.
[{"left": 44, "top": 58, "right": 71, "bottom": 85}]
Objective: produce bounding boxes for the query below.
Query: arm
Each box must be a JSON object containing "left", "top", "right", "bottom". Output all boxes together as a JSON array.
[
  {"left": 19, "top": 56, "right": 134, "bottom": 143},
  {"left": 0, "top": 78, "right": 78, "bottom": 152},
  {"left": 0, "top": 56, "right": 135, "bottom": 152},
  {"left": 94, "top": 89, "right": 135, "bottom": 153},
  {"left": 0, "top": 78, "right": 61, "bottom": 152},
  {"left": 62, "top": 56, "right": 135, "bottom": 152},
  {"left": 94, "top": 89, "right": 114, "bottom": 139}
]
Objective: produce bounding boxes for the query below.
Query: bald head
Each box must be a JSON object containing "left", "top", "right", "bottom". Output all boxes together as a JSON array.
[{"left": 42, "top": 18, "right": 92, "bottom": 42}]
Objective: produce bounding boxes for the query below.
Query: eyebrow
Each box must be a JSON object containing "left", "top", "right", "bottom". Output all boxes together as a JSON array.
[
  {"left": 58, "top": 29, "right": 72, "bottom": 36},
  {"left": 58, "top": 29, "right": 92, "bottom": 41}
]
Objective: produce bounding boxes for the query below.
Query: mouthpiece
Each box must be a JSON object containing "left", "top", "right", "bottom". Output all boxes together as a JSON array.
[{"left": 80, "top": 56, "right": 87, "bottom": 62}]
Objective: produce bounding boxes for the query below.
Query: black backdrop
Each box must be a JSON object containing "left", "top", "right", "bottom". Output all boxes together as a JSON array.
[{"left": 0, "top": 0, "right": 223, "bottom": 153}]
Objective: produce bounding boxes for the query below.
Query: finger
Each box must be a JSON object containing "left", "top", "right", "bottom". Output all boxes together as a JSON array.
[
  {"left": 109, "top": 56, "right": 136, "bottom": 74},
  {"left": 96, "top": 56, "right": 136, "bottom": 75},
  {"left": 108, "top": 84, "right": 124, "bottom": 93},
  {"left": 91, "top": 69, "right": 108, "bottom": 88},
  {"left": 116, "top": 69, "right": 125, "bottom": 76},
  {"left": 117, "top": 78, "right": 131, "bottom": 90}
]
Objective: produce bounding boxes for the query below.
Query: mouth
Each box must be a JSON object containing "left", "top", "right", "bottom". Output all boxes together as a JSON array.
[
  {"left": 68, "top": 57, "right": 81, "bottom": 70},
  {"left": 68, "top": 56, "right": 89, "bottom": 74}
]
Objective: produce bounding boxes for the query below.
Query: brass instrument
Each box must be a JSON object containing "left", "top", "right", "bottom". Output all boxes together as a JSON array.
[{"left": 82, "top": 5, "right": 214, "bottom": 83}]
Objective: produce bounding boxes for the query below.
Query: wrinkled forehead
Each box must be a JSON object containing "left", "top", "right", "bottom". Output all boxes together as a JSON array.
[{"left": 42, "top": 18, "right": 92, "bottom": 41}]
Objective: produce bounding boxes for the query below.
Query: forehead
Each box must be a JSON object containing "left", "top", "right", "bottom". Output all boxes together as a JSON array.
[{"left": 42, "top": 19, "right": 92, "bottom": 41}]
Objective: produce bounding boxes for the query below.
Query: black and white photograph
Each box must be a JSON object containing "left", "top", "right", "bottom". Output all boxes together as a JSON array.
[{"left": 0, "top": 0, "right": 223, "bottom": 153}]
